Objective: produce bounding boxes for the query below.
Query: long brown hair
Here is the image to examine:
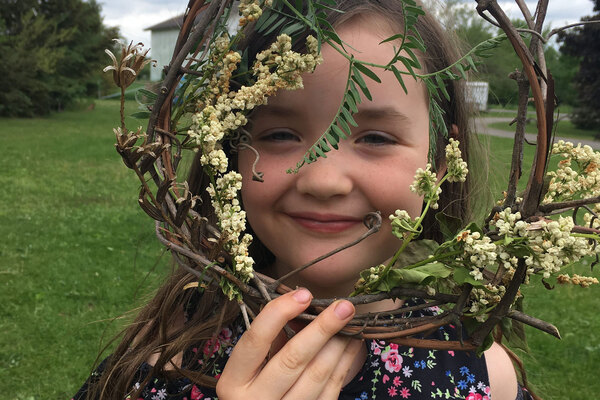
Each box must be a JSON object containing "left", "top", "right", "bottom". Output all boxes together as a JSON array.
[{"left": 85, "top": 1, "right": 489, "bottom": 398}]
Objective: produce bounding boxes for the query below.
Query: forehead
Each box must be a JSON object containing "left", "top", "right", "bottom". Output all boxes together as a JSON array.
[{"left": 256, "top": 16, "right": 428, "bottom": 118}]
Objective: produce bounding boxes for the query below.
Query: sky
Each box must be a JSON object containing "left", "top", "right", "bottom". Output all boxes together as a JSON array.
[{"left": 98, "top": 0, "right": 596, "bottom": 51}]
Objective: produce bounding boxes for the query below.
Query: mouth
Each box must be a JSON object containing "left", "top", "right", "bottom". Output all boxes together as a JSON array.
[{"left": 286, "top": 212, "right": 363, "bottom": 234}]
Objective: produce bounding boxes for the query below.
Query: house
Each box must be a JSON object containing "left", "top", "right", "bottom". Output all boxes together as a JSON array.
[
  {"left": 145, "top": 4, "right": 240, "bottom": 82},
  {"left": 145, "top": 14, "right": 186, "bottom": 82}
]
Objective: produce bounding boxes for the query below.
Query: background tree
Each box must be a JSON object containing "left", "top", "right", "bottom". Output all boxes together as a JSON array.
[
  {"left": 0, "top": 0, "right": 119, "bottom": 117},
  {"left": 425, "top": 0, "right": 584, "bottom": 108},
  {"left": 558, "top": 0, "right": 600, "bottom": 129}
]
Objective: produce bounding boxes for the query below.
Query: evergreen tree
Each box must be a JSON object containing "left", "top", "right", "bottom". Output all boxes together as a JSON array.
[
  {"left": 0, "top": 0, "right": 119, "bottom": 116},
  {"left": 558, "top": 0, "right": 600, "bottom": 129}
]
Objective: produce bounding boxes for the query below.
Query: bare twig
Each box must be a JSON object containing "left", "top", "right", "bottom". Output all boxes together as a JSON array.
[
  {"left": 507, "top": 310, "right": 561, "bottom": 339},
  {"left": 548, "top": 20, "right": 600, "bottom": 40},
  {"left": 538, "top": 195, "right": 600, "bottom": 213}
]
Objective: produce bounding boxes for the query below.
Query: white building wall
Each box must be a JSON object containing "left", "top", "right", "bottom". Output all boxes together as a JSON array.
[
  {"left": 466, "top": 81, "right": 489, "bottom": 112},
  {"left": 150, "top": 29, "right": 181, "bottom": 81}
]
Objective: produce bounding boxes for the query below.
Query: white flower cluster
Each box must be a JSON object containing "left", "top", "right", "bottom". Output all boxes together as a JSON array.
[
  {"left": 368, "top": 264, "right": 386, "bottom": 282},
  {"left": 253, "top": 34, "right": 321, "bottom": 90},
  {"left": 186, "top": 34, "right": 321, "bottom": 287},
  {"left": 468, "top": 284, "right": 506, "bottom": 321},
  {"left": 525, "top": 216, "right": 590, "bottom": 279},
  {"left": 457, "top": 230, "right": 497, "bottom": 281},
  {"left": 239, "top": 0, "right": 272, "bottom": 26},
  {"left": 445, "top": 138, "right": 468, "bottom": 183},
  {"left": 493, "top": 209, "right": 527, "bottom": 237},
  {"left": 188, "top": 34, "right": 321, "bottom": 161},
  {"left": 410, "top": 164, "right": 441, "bottom": 209},
  {"left": 389, "top": 209, "right": 419, "bottom": 239},
  {"left": 206, "top": 171, "right": 255, "bottom": 282},
  {"left": 491, "top": 208, "right": 593, "bottom": 280},
  {"left": 543, "top": 140, "right": 600, "bottom": 204}
]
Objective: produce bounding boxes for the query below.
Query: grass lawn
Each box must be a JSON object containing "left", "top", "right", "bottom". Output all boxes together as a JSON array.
[
  {"left": 0, "top": 102, "right": 598, "bottom": 399},
  {"left": 489, "top": 119, "right": 599, "bottom": 140},
  {"left": 0, "top": 100, "right": 169, "bottom": 398}
]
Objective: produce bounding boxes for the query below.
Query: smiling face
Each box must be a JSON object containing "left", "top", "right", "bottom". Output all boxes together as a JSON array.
[{"left": 238, "top": 16, "right": 431, "bottom": 297}]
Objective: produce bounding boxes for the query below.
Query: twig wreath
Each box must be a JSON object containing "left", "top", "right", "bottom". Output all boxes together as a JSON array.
[{"left": 104, "top": 0, "right": 599, "bottom": 354}]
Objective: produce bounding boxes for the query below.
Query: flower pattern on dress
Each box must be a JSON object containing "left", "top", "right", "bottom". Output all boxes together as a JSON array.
[
  {"left": 74, "top": 299, "right": 525, "bottom": 400},
  {"left": 380, "top": 343, "right": 403, "bottom": 373}
]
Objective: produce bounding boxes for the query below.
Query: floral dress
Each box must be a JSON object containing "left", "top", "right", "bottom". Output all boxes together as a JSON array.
[{"left": 73, "top": 302, "right": 531, "bottom": 400}]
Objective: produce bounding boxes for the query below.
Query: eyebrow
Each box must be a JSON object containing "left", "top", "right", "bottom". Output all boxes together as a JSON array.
[
  {"left": 257, "top": 104, "right": 411, "bottom": 122},
  {"left": 353, "top": 107, "right": 411, "bottom": 123}
]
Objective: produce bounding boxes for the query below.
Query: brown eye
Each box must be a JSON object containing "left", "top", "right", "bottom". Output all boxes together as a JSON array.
[
  {"left": 260, "top": 130, "right": 301, "bottom": 142},
  {"left": 356, "top": 132, "right": 397, "bottom": 145}
]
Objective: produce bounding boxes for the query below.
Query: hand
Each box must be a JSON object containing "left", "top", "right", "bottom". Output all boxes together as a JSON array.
[{"left": 216, "top": 288, "right": 363, "bottom": 400}]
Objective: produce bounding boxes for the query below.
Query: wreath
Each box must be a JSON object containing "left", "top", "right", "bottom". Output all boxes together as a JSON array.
[{"left": 103, "top": 0, "right": 599, "bottom": 355}]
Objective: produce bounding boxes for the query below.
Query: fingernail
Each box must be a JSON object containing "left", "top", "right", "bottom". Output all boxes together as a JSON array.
[
  {"left": 334, "top": 300, "right": 354, "bottom": 320},
  {"left": 292, "top": 288, "right": 311, "bottom": 304}
]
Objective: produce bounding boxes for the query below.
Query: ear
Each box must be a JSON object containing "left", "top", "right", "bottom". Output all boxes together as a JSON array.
[{"left": 450, "top": 123, "right": 459, "bottom": 139}]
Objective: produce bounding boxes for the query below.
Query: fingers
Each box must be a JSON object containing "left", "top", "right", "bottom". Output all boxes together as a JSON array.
[
  {"left": 217, "top": 290, "right": 359, "bottom": 400},
  {"left": 221, "top": 288, "right": 314, "bottom": 384},
  {"left": 253, "top": 299, "right": 356, "bottom": 397},
  {"left": 285, "top": 337, "right": 364, "bottom": 400}
]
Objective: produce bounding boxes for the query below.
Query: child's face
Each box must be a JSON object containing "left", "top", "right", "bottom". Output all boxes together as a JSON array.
[{"left": 238, "top": 16, "right": 430, "bottom": 296}]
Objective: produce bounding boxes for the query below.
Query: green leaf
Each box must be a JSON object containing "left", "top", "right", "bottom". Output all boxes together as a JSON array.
[
  {"left": 476, "top": 332, "right": 495, "bottom": 357},
  {"left": 405, "top": 5, "right": 426, "bottom": 16},
  {"left": 344, "top": 95, "right": 358, "bottom": 113},
  {"left": 452, "top": 267, "right": 485, "bottom": 287},
  {"left": 340, "top": 106, "right": 358, "bottom": 126},
  {"left": 316, "top": 16, "right": 336, "bottom": 33},
  {"left": 257, "top": 12, "right": 279, "bottom": 33},
  {"left": 406, "top": 34, "right": 426, "bottom": 52},
  {"left": 464, "top": 222, "right": 484, "bottom": 235},
  {"left": 130, "top": 111, "right": 151, "bottom": 119},
  {"left": 331, "top": 124, "right": 348, "bottom": 139},
  {"left": 314, "top": 143, "right": 327, "bottom": 158},
  {"left": 394, "top": 240, "right": 440, "bottom": 267},
  {"left": 325, "top": 132, "right": 339, "bottom": 149},
  {"left": 348, "top": 80, "right": 361, "bottom": 104},
  {"left": 136, "top": 88, "right": 157, "bottom": 101},
  {"left": 336, "top": 116, "right": 352, "bottom": 136},
  {"left": 379, "top": 33, "right": 405, "bottom": 44},
  {"left": 435, "top": 74, "right": 450, "bottom": 101},
  {"left": 398, "top": 57, "right": 416, "bottom": 79},
  {"left": 322, "top": 29, "right": 343, "bottom": 46},
  {"left": 379, "top": 262, "right": 452, "bottom": 290},
  {"left": 263, "top": 16, "right": 287, "bottom": 35},
  {"left": 467, "top": 56, "right": 478, "bottom": 72},
  {"left": 314, "top": 1, "right": 343, "bottom": 13},
  {"left": 354, "top": 62, "right": 381, "bottom": 83},
  {"left": 351, "top": 72, "right": 372, "bottom": 101},
  {"left": 281, "top": 21, "right": 305, "bottom": 37},
  {"left": 391, "top": 65, "right": 408, "bottom": 94},
  {"left": 435, "top": 212, "right": 463, "bottom": 241}
]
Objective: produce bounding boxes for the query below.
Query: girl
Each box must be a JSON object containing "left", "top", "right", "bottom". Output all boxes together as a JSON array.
[{"left": 75, "top": 1, "right": 528, "bottom": 399}]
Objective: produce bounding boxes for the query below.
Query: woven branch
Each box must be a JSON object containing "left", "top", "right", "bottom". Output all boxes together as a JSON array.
[{"left": 108, "top": 0, "right": 600, "bottom": 351}]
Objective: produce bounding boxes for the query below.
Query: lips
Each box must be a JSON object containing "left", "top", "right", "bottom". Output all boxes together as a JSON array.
[{"left": 286, "top": 212, "right": 362, "bottom": 233}]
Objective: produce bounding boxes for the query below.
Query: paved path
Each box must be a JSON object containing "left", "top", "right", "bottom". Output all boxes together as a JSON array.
[{"left": 475, "top": 116, "right": 600, "bottom": 150}]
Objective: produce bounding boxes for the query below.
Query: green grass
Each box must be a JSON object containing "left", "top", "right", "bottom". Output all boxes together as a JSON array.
[
  {"left": 0, "top": 100, "right": 169, "bottom": 398},
  {"left": 0, "top": 106, "right": 598, "bottom": 399},
  {"left": 489, "top": 119, "right": 599, "bottom": 140}
]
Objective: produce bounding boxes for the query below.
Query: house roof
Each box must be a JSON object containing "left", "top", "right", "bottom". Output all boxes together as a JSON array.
[{"left": 145, "top": 14, "right": 185, "bottom": 31}]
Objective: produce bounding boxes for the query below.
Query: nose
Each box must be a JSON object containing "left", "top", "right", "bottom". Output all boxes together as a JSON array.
[{"left": 295, "top": 149, "right": 354, "bottom": 200}]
